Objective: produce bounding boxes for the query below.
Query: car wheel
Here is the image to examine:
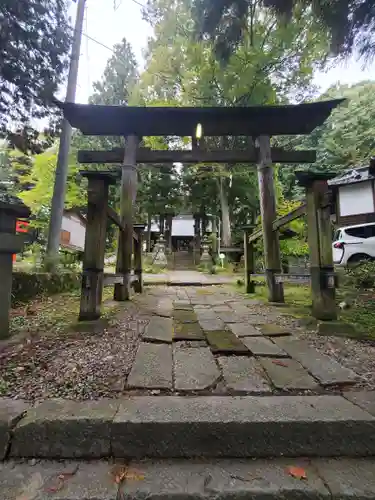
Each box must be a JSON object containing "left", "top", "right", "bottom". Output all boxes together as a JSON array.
[{"left": 347, "top": 253, "right": 373, "bottom": 268}]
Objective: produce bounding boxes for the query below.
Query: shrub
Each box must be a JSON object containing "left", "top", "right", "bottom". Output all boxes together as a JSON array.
[
  {"left": 345, "top": 260, "right": 375, "bottom": 290},
  {"left": 12, "top": 271, "right": 81, "bottom": 306}
]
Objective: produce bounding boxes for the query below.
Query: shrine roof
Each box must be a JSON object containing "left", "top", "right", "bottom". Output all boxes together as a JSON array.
[{"left": 55, "top": 99, "right": 345, "bottom": 137}]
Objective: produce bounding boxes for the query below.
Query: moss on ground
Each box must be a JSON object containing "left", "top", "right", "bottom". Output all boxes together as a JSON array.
[
  {"left": 173, "top": 321, "right": 205, "bottom": 340},
  {"left": 9, "top": 288, "right": 120, "bottom": 339},
  {"left": 205, "top": 330, "right": 249, "bottom": 354}
]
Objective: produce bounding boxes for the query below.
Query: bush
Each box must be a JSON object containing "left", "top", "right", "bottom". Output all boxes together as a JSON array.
[
  {"left": 12, "top": 271, "right": 81, "bottom": 306},
  {"left": 345, "top": 261, "right": 375, "bottom": 290}
]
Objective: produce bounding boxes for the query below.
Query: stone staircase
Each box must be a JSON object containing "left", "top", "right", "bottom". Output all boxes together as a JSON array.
[
  {"left": 168, "top": 250, "right": 197, "bottom": 270},
  {"left": 2, "top": 395, "right": 375, "bottom": 499}
]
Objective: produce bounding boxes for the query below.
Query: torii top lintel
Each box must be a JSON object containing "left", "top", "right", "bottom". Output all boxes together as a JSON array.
[{"left": 55, "top": 99, "right": 344, "bottom": 137}]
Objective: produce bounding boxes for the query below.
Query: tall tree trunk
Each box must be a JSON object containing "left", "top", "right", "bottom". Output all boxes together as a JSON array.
[
  {"left": 211, "top": 216, "right": 218, "bottom": 256},
  {"left": 146, "top": 212, "right": 152, "bottom": 252},
  {"left": 194, "top": 214, "right": 201, "bottom": 250},
  {"left": 219, "top": 177, "right": 232, "bottom": 247},
  {"left": 166, "top": 214, "right": 173, "bottom": 252},
  {"left": 201, "top": 210, "right": 207, "bottom": 236},
  {"left": 159, "top": 215, "right": 165, "bottom": 234}
]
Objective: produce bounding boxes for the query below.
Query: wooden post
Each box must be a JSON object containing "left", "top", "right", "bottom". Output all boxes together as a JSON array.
[
  {"left": 296, "top": 171, "right": 336, "bottom": 320},
  {"left": 114, "top": 135, "right": 139, "bottom": 301},
  {"left": 0, "top": 197, "right": 29, "bottom": 338},
  {"left": 304, "top": 176, "right": 336, "bottom": 320},
  {"left": 79, "top": 173, "right": 113, "bottom": 321},
  {"left": 133, "top": 224, "right": 145, "bottom": 293},
  {"left": 243, "top": 225, "right": 255, "bottom": 294},
  {"left": 256, "top": 135, "right": 284, "bottom": 303}
]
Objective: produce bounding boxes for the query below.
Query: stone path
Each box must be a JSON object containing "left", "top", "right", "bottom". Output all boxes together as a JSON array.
[
  {"left": 143, "top": 270, "right": 237, "bottom": 285},
  {"left": 127, "top": 285, "right": 360, "bottom": 394}
]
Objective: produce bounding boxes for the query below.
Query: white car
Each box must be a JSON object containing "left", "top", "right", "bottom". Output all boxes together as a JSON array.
[{"left": 332, "top": 222, "right": 375, "bottom": 266}]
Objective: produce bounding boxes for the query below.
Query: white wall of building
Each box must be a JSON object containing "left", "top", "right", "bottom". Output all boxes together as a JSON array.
[
  {"left": 61, "top": 213, "right": 86, "bottom": 250},
  {"left": 339, "top": 181, "right": 374, "bottom": 216}
]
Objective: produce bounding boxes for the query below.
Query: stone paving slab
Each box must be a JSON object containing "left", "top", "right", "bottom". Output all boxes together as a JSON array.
[
  {"left": 10, "top": 399, "right": 119, "bottom": 458},
  {"left": 195, "top": 309, "right": 217, "bottom": 320},
  {"left": 173, "top": 322, "right": 205, "bottom": 340},
  {"left": 0, "top": 399, "right": 29, "bottom": 460},
  {"left": 127, "top": 343, "right": 172, "bottom": 390},
  {"left": 228, "top": 322, "right": 263, "bottom": 337},
  {"left": 198, "top": 318, "right": 226, "bottom": 331},
  {"left": 275, "top": 337, "right": 359, "bottom": 386},
  {"left": 259, "top": 358, "right": 319, "bottom": 390},
  {"left": 1, "top": 458, "right": 375, "bottom": 500},
  {"left": 313, "top": 458, "right": 375, "bottom": 499},
  {"left": 257, "top": 324, "right": 292, "bottom": 336},
  {"left": 205, "top": 330, "right": 250, "bottom": 354},
  {"left": 173, "top": 301, "right": 193, "bottom": 310},
  {"left": 175, "top": 340, "right": 207, "bottom": 348},
  {"left": 217, "top": 312, "right": 248, "bottom": 323},
  {"left": 229, "top": 302, "right": 253, "bottom": 314},
  {"left": 174, "top": 348, "right": 220, "bottom": 391},
  {"left": 120, "top": 458, "right": 329, "bottom": 499},
  {"left": 155, "top": 298, "right": 173, "bottom": 316},
  {"left": 143, "top": 317, "right": 173, "bottom": 343},
  {"left": 111, "top": 395, "right": 375, "bottom": 458},
  {"left": 173, "top": 310, "right": 197, "bottom": 323},
  {"left": 242, "top": 337, "right": 289, "bottom": 357},
  {"left": 343, "top": 391, "right": 375, "bottom": 416},
  {"left": 243, "top": 315, "right": 278, "bottom": 325},
  {"left": 218, "top": 357, "right": 272, "bottom": 394},
  {"left": 0, "top": 460, "right": 118, "bottom": 500},
  {"left": 7, "top": 458, "right": 375, "bottom": 500},
  {"left": 212, "top": 305, "right": 232, "bottom": 312}
]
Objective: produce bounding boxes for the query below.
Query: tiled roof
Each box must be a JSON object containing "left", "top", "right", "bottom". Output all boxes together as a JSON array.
[{"left": 328, "top": 166, "right": 374, "bottom": 187}]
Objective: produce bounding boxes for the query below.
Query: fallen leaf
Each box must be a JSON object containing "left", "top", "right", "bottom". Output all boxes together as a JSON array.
[
  {"left": 287, "top": 466, "right": 307, "bottom": 480},
  {"left": 45, "top": 465, "right": 78, "bottom": 492},
  {"left": 272, "top": 360, "right": 288, "bottom": 367},
  {"left": 45, "top": 480, "right": 64, "bottom": 493},
  {"left": 111, "top": 466, "right": 145, "bottom": 484}
]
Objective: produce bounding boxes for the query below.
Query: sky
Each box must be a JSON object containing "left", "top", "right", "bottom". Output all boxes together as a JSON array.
[{"left": 71, "top": 0, "right": 375, "bottom": 104}]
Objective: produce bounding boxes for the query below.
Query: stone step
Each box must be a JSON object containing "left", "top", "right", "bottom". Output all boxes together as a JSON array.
[
  {"left": 2, "top": 457, "right": 375, "bottom": 500},
  {"left": 3, "top": 395, "right": 375, "bottom": 459}
]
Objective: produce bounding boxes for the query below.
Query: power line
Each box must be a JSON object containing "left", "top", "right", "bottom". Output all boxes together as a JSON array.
[
  {"left": 129, "top": 0, "right": 146, "bottom": 8},
  {"left": 82, "top": 32, "right": 117, "bottom": 54}
]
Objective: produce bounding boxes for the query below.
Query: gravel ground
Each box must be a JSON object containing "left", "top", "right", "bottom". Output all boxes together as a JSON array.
[
  {"left": 299, "top": 333, "right": 375, "bottom": 391},
  {"left": 0, "top": 303, "right": 148, "bottom": 402},
  {"left": 242, "top": 298, "right": 375, "bottom": 391}
]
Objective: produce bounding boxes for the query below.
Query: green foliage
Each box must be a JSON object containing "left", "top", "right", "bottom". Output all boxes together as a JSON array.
[
  {"left": 346, "top": 261, "right": 375, "bottom": 290},
  {"left": 194, "top": 0, "right": 375, "bottom": 63},
  {"left": 277, "top": 199, "right": 309, "bottom": 257},
  {"left": 277, "top": 81, "right": 375, "bottom": 199},
  {"left": 0, "top": 0, "right": 71, "bottom": 149},
  {"left": 12, "top": 271, "right": 80, "bottom": 306},
  {"left": 18, "top": 145, "right": 86, "bottom": 239},
  {"left": 90, "top": 38, "right": 139, "bottom": 106}
]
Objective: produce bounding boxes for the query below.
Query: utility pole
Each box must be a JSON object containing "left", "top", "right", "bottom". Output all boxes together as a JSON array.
[{"left": 46, "top": 0, "right": 86, "bottom": 267}]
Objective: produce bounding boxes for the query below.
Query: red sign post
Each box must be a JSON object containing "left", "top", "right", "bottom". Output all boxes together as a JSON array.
[{"left": 13, "top": 220, "right": 29, "bottom": 262}]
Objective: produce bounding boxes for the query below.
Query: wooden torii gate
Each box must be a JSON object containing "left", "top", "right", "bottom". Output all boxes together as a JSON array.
[{"left": 56, "top": 99, "right": 344, "bottom": 317}]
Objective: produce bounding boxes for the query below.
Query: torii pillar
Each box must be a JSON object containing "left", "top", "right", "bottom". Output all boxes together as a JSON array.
[{"left": 114, "top": 135, "right": 139, "bottom": 301}]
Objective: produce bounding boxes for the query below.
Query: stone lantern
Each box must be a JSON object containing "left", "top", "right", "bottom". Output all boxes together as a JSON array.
[
  {"left": 200, "top": 235, "right": 211, "bottom": 264},
  {"left": 153, "top": 233, "right": 168, "bottom": 267},
  {"left": 0, "top": 193, "right": 30, "bottom": 338}
]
